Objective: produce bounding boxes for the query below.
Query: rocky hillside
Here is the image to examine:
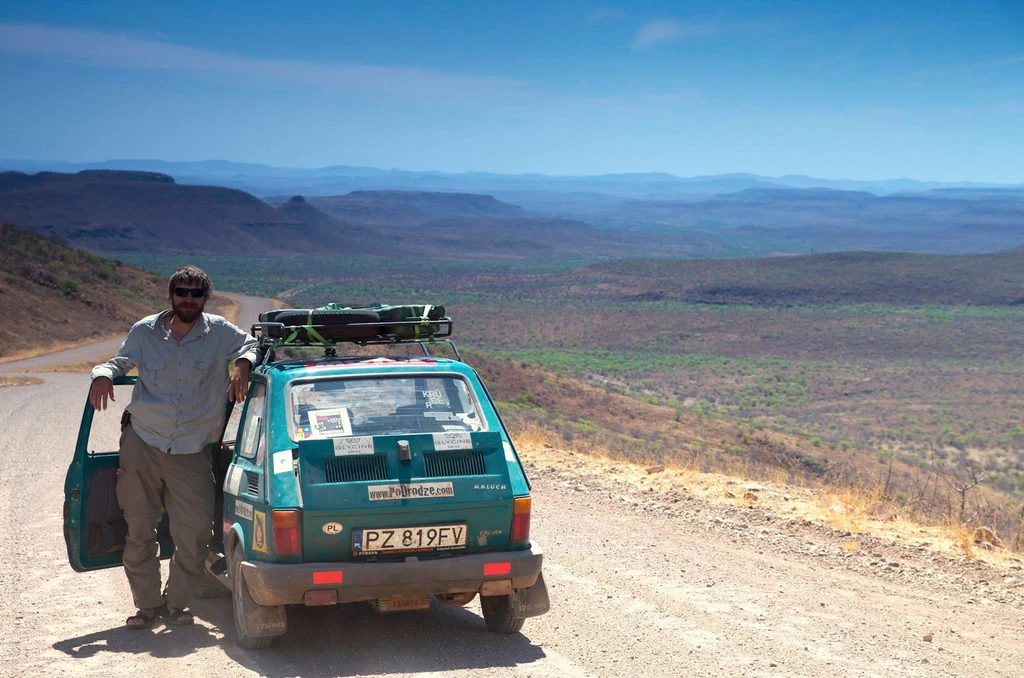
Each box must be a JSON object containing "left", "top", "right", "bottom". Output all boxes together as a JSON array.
[
  {"left": 0, "top": 223, "right": 168, "bottom": 356},
  {"left": 0, "top": 171, "right": 334, "bottom": 255}
]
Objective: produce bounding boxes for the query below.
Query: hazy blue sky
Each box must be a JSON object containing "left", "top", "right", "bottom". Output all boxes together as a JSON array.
[{"left": 1, "top": 1, "right": 1021, "bottom": 181}]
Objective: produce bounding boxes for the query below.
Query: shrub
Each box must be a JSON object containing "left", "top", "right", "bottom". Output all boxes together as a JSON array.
[{"left": 58, "top": 277, "right": 79, "bottom": 294}]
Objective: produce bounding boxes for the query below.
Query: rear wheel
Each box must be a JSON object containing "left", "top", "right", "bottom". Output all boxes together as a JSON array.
[
  {"left": 480, "top": 594, "right": 525, "bottom": 634},
  {"left": 231, "top": 544, "right": 279, "bottom": 650},
  {"left": 194, "top": 568, "right": 226, "bottom": 599}
]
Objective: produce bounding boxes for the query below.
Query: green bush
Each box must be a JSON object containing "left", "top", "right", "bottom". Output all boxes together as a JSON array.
[{"left": 58, "top": 277, "right": 79, "bottom": 294}]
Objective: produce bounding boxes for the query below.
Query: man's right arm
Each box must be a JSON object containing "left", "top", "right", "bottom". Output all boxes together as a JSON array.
[{"left": 89, "top": 329, "right": 140, "bottom": 411}]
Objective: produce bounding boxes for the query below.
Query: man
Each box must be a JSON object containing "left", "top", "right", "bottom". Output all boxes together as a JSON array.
[{"left": 89, "top": 265, "right": 257, "bottom": 629}]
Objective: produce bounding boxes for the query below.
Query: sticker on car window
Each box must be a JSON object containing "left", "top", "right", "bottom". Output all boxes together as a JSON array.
[
  {"left": 422, "top": 389, "right": 446, "bottom": 408},
  {"left": 432, "top": 432, "right": 472, "bottom": 451},
  {"left": 333, "top": 436, "right": 375, "bottom": 456},
  {"left": 309, "top": 407, "right": 352, "bottom": 438},
  {"left": 424, "top": 412, "right": 460, "bottom": 421}
]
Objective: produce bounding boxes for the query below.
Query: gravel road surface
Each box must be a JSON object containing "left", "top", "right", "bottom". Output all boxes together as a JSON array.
[{"left": 2, "top": 297, "right": 1022, "bottom": 677}]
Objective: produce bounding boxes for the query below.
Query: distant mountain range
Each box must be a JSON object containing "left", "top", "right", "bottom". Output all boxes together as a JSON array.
[
  {"left": 0, "top": 170, "right": 655, "bottom": 259},
  {"left": 3, "top": 158, "right": 1021, "bottom": 201},
  {"left": 1, "top": 167, "right": 1021, "bottom": 260}
]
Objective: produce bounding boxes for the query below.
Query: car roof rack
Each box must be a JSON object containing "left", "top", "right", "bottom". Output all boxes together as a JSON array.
[{"left": 251, "top": 316, "right": 460, "bottom": 364}]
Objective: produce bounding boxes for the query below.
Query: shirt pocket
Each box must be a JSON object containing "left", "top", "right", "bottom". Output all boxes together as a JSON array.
[
  {"left": 191, "top": 359, "right": 213, "bottom": 387},
  {"left": 140, "top": 359, "right": 166, "bottom": 389}
]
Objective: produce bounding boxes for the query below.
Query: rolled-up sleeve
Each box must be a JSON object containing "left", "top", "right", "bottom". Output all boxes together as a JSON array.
[
  {"left": 91, "top": 324, "right": 142, "bottom": 381},
  {"left": 221, "top": 319, "right": 258, "bottom": 365}
]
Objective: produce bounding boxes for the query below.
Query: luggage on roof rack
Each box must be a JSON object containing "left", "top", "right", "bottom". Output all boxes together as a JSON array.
[
  {"left": 261, "top": 309, "right": 381, "bottom": 342},
  {"left": 252, "top": 303, "right": 452, "bottom": 348}
]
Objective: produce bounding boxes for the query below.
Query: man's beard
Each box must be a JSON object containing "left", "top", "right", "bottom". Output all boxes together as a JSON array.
[{"left": 172, "top": 297, "right": 205, "bottom": 323}]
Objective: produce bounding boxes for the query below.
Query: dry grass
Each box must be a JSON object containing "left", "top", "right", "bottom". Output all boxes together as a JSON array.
[
  {"left": 510, "top": 419, "right": 1024, "bottom": 566},
  {"left": 30, "top": 361, "right": 139, "bottom": 375},
  {"left": 0, "top": 375, "right": 44, "bottom": 387}
]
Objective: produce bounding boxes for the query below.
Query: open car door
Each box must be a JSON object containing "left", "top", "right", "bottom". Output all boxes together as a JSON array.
[{"left": 63, "top": 376, "right": 175, "bottom": 571}]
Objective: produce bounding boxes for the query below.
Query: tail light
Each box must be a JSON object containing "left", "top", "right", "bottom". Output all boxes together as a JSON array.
[
  {"left": 511, "top": 496, "right": 531, "bottom": 543},
  {"left": 272, "top": 509, "right": 301, "bottom": 556}
]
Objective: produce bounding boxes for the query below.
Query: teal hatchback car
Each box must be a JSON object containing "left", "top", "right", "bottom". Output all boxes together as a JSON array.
[{"left": 64, "top": 306, "right": 549, "bottom": 649}]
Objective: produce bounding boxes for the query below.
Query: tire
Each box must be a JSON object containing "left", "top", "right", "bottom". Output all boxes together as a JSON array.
[
  {"left": 231, "top": 544, "right": 278, "bottom": 650},
  {"left": 480, "top": 594, "right": 525, "bottom": 634},
  {"left": 273, "top": 310, "right": 381, "bottom": 341},
  {"left": 194, "top": 569, "right": 226, "bottom": 599}
]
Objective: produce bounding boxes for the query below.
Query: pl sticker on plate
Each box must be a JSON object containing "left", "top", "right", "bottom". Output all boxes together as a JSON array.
[{"left": 322, "top": 522, "right": 343, "bottom": 535}]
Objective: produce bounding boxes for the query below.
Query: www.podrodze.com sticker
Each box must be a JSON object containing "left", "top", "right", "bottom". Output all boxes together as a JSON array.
[{"left": 368, "top": 482, "right": 455, "bottom": 501}]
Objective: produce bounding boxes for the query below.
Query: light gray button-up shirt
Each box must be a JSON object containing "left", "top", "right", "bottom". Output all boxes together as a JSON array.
[{"left": 91, "top": 310, "right": 259, "bottom": 455}]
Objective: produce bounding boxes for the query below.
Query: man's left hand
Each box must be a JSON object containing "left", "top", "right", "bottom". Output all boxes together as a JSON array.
[{"left": 229, "top": 359, "right": 252, "bottom": 402}]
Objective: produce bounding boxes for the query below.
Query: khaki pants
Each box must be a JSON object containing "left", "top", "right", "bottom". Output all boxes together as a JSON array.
[{"left": 116, "top": 424, "right": 215, "bottom": 611}]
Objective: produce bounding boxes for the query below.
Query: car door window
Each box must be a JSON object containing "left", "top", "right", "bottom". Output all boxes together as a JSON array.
[{"left": 237, "top": 382, "right": 266, "bottom": 460}]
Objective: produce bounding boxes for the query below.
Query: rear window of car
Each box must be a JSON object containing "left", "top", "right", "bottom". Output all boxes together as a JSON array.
[{"left": 288, "top": 374, "right": 486, "bottom": 441}]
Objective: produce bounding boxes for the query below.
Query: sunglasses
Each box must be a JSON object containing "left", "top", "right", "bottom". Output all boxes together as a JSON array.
[{"left": 174, "top": 287, "right": 206, "bottom": 298}]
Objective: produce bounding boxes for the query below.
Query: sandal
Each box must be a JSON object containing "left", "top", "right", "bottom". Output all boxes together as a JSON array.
[
  {"left": 126, "top": 605, "right": 165, "bottom": 630},
  {"left": 166, "top": 608, "right": 195, "bottom": 626}
]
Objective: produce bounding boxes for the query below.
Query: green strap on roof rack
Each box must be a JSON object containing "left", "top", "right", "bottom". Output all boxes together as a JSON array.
[{"left": 281, "top": 308, "right": 331, "bottom": 345}]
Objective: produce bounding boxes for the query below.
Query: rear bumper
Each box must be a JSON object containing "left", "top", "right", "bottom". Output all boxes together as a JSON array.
[{"left": 241, "top": 541, "right": 543, "bottom": 606}]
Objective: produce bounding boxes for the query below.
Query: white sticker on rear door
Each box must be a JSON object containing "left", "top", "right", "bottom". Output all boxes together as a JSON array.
[
  {"left": 234, "top": 500, "right": 253, "bottom": 521},
  {"left": 309, "top": 407, "right": 352, "bottom": 438},
  {"left": 432, "top": 432, "right": 472, "bottom": 451},
  {"left": 272, "top": 450, "right": 292, "bottom": 475},
  {"left": 333, "top": 436, "right": 375, "bottom": 456}
]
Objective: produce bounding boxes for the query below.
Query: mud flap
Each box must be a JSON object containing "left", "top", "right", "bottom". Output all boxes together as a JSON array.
[
  {"left": 510, "top": 571, "right": 550, "bottom": 618},
  {"left": 239, "top": 598, "right": 288, "bottom": 638},
  {"left": 237, "top": 569, "right": 288, "bottom": 638}
]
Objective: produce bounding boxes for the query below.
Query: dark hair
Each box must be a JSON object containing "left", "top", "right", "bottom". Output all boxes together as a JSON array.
[{"left": 168, "top": 265, "right": 213, "bottom": 299}]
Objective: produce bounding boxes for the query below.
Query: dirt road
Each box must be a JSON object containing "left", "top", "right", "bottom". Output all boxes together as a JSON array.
[
  {"left": 0, "top": 292, "right": 267, "bottom": 375},
  {"left": 2, "top": 318, "right": 1023, "bottom": 676}
]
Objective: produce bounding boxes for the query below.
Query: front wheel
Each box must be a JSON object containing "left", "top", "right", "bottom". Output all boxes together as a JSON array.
[
  {"left": 231, "top": 544, "right": 283, "bottom": 649},
  {"left": 480, "top": 594, "right": 525, "bottom": 634}
]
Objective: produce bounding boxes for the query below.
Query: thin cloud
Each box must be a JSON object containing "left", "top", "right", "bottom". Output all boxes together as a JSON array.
[
  {"left": 632, "top": 19, "right": 715, "bottom": 49},
  {"left": 0, "top": 23, "right": 527, "bottom": 99},
  {"left": 976, "top": 55, "right": 1024, "bottom": 69}
]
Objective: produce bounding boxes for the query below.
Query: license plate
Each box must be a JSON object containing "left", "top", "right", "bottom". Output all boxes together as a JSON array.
[{"left": 353, "top": 524, "right": 467, "bottom": 556}]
